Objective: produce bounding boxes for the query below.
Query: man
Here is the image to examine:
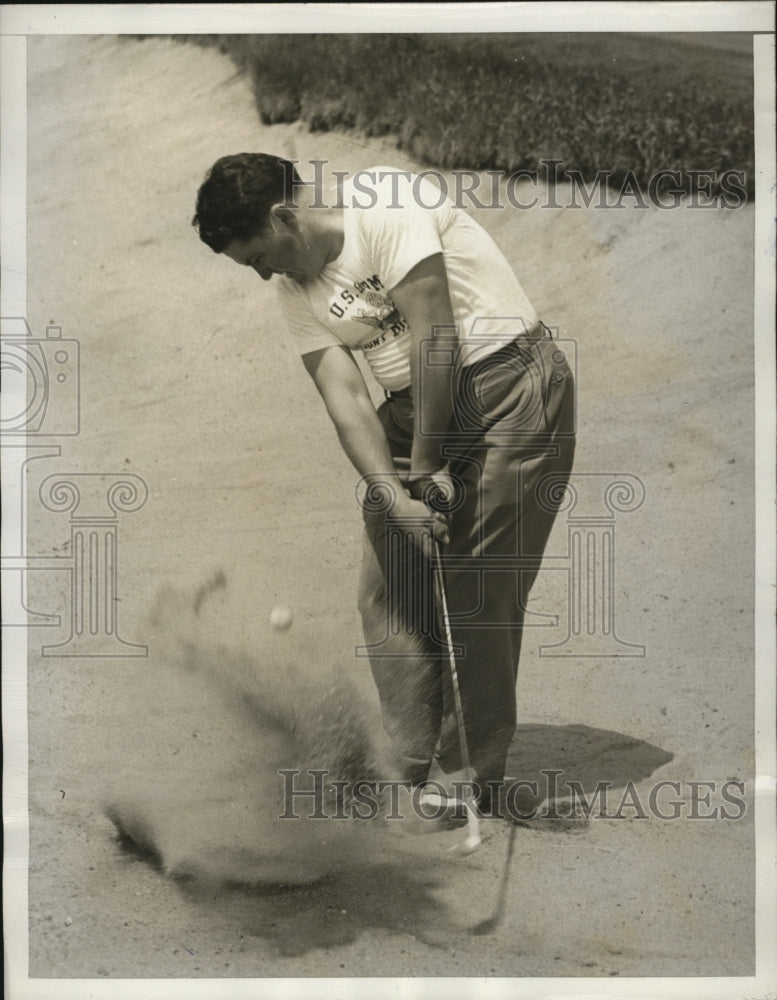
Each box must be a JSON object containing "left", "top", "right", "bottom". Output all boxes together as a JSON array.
[{"left": 193, "top": 153, "right": 575, "bottom": 813}]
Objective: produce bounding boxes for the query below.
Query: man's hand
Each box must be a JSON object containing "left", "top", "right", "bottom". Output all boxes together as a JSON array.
[
  {"left": 389, "top": 491, "right": 450, "bottom": 556},
  {"left": 407, "top": 466, "right": 457, "bottom": 516}
]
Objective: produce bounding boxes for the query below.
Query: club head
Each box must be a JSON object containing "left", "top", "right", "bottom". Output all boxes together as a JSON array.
[
  {"left": 462, "top": 833, "right": 482, "bottom": 854},
  {"left": 445, "top": 801, "right": 481, "bottom": 855},
  {"left": 446, "top": 835, "right": 481, "bottom": 856}
]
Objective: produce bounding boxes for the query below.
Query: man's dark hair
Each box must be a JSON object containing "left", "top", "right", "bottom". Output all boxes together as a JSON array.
[{"left": 192, "top": 153, "right": 302, "bottom": 252}]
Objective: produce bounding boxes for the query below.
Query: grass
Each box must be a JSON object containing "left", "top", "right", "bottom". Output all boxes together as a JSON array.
[{"left": 175, "top": 33, "right": 755, "bottom": 197}]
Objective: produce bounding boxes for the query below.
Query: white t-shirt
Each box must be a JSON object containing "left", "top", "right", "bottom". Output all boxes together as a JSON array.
[{"left": 278, "top": 168, "right": 538, "bottom": 392}]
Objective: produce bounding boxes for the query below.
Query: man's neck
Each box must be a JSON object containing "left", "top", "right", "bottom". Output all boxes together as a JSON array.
[{"left": 297, "top": 187, "right": 345, "bottom": 264}]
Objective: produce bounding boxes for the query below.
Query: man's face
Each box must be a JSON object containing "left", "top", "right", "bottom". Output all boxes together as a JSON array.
[{"left": 223, "top": 221, "right": 316, "bottom": 285}]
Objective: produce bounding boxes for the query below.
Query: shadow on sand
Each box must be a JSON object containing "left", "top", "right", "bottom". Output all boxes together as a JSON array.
[
  {"left": 177, "top": 861, "right": 456, "bottom": 957},
  {"left": 507, "top": 722, "right": 674, "bottom": 797}
]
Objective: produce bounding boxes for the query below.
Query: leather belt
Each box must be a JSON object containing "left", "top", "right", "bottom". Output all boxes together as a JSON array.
[{"left": 383, "top": 321, "right": 552, "bottom": 401}]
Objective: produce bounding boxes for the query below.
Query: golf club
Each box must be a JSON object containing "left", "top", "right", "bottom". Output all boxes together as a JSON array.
[{"left": 430, "top": 535, "right": 481, "bottom": 855}]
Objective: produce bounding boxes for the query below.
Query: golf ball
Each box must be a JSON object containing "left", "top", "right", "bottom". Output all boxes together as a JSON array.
[{"left": 270, "top": 605, "right": 294, "bottom": 632}]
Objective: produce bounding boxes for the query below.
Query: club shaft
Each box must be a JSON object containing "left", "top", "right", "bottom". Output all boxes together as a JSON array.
[{"left": 432, "top": 539, "right": 475, "bottom": 793}]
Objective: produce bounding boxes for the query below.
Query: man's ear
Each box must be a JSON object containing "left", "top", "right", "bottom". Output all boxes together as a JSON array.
[{"left": 268, "top": 203, "right": 298, "bottom": 234}]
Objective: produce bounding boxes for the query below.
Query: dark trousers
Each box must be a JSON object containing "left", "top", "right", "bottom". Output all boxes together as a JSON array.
[{"left": 358, "top": 328, "right": 576, "bottom": 787}]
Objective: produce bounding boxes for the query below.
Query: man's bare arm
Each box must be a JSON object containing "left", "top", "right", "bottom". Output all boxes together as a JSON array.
[
  {"left": 302, "top": 344, "right": 449, "bottom": 544},
  {"left": 389, "top": 253, "right": 458, "bottom": 483}
]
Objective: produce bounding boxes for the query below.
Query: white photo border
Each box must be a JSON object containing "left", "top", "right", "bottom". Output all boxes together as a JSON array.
[{"left": 2, "top": 4, "right": 775, "bottom": 999}]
